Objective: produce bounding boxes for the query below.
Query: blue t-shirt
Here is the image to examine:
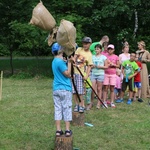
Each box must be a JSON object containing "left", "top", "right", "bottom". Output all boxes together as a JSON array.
[
  {"left": 52, "top": 58, "right": 72, "bottom": 91},
  {"left": 92, "top": 55, "right": 107, "bottom": 75}
]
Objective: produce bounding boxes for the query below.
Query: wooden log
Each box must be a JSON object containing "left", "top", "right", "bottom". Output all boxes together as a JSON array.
[
  {"left": 55, "top": 134, "right": 73, "bottom": 150},
  {"left": 72, "top": 112, "right": 85, "bottom": 126}
]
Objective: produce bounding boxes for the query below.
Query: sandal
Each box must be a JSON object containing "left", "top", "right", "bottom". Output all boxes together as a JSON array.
[
  {"left": 79, "top": 106, "right": 84, "bottom": 113},
  {"left": 56, "top": 130, "right": 63, "bottom": 137},
  {"left": 65, "top": 130, "right": 72, "bottom": 137}
]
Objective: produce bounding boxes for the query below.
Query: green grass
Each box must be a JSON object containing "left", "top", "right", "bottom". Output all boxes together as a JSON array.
[{"left": 0, "top": 78, "right": 150, "bottom": 150}]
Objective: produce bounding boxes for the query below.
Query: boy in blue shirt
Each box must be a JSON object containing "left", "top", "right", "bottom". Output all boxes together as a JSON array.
[{"left": 52, "top": 43, "right": 73, "bottom": 137}]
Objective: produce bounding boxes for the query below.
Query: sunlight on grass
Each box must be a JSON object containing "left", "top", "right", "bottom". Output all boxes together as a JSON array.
[{"left": 0, "top": 78, "right": 150, "bottom": 150}]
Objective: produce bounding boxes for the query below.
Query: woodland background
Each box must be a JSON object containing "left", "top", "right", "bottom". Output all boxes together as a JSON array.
[{"left": 0, "top": 0, "right": 150, "bottom": 57}]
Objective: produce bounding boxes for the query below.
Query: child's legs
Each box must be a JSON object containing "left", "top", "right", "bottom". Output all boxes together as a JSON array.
[
  {"left": 121, "top": 78, "right": 128, "bottom": 99},
  {"left": 62, "top": 91, "right": 72, "bottom": 130},
  {"left": 103, "top": 74, "right": 110, "bottom": 102},
  {"left": 72, "top": 74, "right": 84, "bottom": 105},
  {"left": 86, "top": 88, "right": 92, "bottom": 104},
  {"left": 53, "top": 90, "right": 63, "bottom": 130},
  {"left": 97, "top": 81, "right": 103, "bottom": 105},
  {"left": 109, "top": 74, "right": 116, "bottom": 103},
  {"left": 128, "top": 78, "right": 134, "bottom": 99},
  {"left": 135, "top": 82, "right": 142, "bottom": 98},
  {"left": 91, "top": 77, "right": 97, "bottom": 103}
]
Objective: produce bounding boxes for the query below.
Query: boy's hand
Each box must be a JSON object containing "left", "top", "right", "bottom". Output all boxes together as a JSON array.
[{"left": 128, "top": 75, "right": 133, "bottom": 80}]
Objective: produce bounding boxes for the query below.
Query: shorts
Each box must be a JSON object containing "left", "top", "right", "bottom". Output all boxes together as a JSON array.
[
  {"left": 134, "top": 82, "right": 141, "bottom": 88},
  {"left": 90, "top": 74, "right": 104, "bottom": 82},
  {"left": 122, "top": 78, "right": 134, "bottom": 92},
  {"left": 103, "top": 74, "right": 116, "bottom": 86},
  {"left": 53, "top": 90, "right": 72, "bottom": 121},
  {"left": 72, "top": 74, "right": 84, "bottom": 94}
]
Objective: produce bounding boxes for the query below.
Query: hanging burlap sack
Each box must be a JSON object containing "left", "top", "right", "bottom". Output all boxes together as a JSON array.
[
  {"left": 29, "top": 1, "right": 56, "bottom": 31},
  {"left": 56, "top": 19, "right": 76, "bottom": 56}
]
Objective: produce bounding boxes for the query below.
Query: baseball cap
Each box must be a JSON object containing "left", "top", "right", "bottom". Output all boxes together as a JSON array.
[
  {"left": 51, "top": 43, "right": 61, "bottom": 53},
  {"left": 82, "top": 37, "right": 92, "bottom": 43},
  {"left": 107, "top": 44, "right": 115, "bottom": 49}
]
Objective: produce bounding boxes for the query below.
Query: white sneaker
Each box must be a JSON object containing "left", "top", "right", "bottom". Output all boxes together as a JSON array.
[
  {"left": 111, "top": 103, "right": 116, "bottom": 108},
  {"left": 102, "top": 102, "right": 108, "bottom": 108}
]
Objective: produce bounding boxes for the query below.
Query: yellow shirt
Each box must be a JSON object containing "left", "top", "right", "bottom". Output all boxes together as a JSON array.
[{"left": 74, "top": 47, "right": 93, "bottom": 74}]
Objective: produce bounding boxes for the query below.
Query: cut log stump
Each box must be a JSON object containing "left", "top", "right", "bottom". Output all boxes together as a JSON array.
[
  {"left": 72, "top": 112, "right": 85, "bottom": 126},
  {"left": 55, "top": 134, "right": 73, "bottom": 150}
]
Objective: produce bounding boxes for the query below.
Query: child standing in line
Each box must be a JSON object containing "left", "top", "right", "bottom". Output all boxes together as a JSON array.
[
  {"left": 73, "top": 37, "right": 93, "bottom": 113},
  {"left": 116, "top": 53, "right": 139, "bottom": 104},
  {"left": 51, "top": 43, "right": 73, "bottom": 137},
  {"left": 133, "top": 54, "right": 143, "bottom": 102},
  {"left": 103, "top": 44, "right": 120, "bottom": 108},
  {"left": 90, "top": 44, "right": 108, "bottom": 109},
  {"left": 83, "top": 73, "right": 92, "bottom": 110},
  {"left": 114, "top": 69, "right": 122, "bottom": 100}
]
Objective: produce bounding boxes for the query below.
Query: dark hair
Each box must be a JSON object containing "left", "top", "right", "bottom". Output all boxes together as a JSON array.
[
  {"left": 95, "top": 44, "right": 102, "bottom": 49},
  {"left": 102, "top": 42, "right": 109, "bottom": 47}
]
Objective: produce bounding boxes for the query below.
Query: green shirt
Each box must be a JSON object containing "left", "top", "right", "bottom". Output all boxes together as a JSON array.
[{"left": 122, "top": 60, "right": 139, "bottom": 76}]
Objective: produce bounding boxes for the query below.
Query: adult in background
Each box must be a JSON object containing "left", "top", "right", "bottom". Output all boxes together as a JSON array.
[
  {"left": 90, "top": 35, "right": 109, "bottom": 55},
  {"left": 136, "top": 41, "right": 150, "bottom": 99},
  {"left": 51, "top": 43, "right": 73, "bottom": 137}
]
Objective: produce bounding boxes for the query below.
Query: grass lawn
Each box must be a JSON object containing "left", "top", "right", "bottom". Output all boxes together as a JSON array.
[{"left": 0, "top": 78, "right": 150, "bottom": 150}]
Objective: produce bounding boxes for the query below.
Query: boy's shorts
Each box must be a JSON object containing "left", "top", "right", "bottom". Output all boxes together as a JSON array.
[
  {"left": 72, "top": 74, "right": 84, "bottom": 94},
  {"left": 134, "top": 82, "right": 141, "bottom": 88},
  {"left": 122, "top": 78, "right": 134, "bottom": 92},
  {"left": 90, "top": 74, "right": 104, "bottom": 82},
  {"left": 103, "top": 74, "right": 116, "bottom": 86},
  {"left": 53, "top": 90, "right": 72, "bottom": 121}
]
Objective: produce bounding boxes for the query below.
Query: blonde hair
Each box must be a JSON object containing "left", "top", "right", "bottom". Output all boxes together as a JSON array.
[{"left": 138, "top": 41, "right": 145, "bottom": 48}]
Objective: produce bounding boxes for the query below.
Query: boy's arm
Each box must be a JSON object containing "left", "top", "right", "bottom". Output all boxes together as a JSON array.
[
  {"left": 84, "top": 65, "right": 92, "bottom": 80},
  {"left": 128, "top": 70, "right": 138, "bottom": 80},
  {"left": 63, "top": 57, "right": 74, "bottom": 78}
]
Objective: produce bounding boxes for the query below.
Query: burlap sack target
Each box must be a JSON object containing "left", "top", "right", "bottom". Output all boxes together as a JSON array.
[
  {"left": 56, "top": 19, "right": 76, "bottom": 56},
  {"left": 29, "top": 1, "right": 56, "bottom": 31}
]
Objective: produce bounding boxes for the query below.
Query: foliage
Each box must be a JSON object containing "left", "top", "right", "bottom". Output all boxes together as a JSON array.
[
  {"left": 0, "top": 0, "right": 150, "bottom": 56},
  {"left": 0, "top": 78, "right": 150, "bottom": 150}
]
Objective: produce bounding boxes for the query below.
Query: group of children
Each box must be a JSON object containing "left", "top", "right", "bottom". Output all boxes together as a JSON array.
[{"left": 51, "top": 36, "right": 145, "bottom": 137}]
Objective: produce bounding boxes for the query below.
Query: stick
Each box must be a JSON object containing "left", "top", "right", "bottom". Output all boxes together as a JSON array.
[
  {"left": 0, "top": 71, "right": 3, "bottom": 100},
  {"left": 75, "top": 66, "right": 107, "bottom": 108},
  {"left": 71, "top": 64, "right": 81, "bottom": 102}
]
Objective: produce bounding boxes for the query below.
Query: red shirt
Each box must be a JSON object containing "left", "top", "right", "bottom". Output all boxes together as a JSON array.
[{"left": 134, "top": 61, "right": 142, "bottom": 82}]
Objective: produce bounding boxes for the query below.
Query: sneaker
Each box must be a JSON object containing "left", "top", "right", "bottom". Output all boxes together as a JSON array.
[
  {"left": 79, "top": 106, "right": 84, "bottom": 113},
  {"left": 73, "top": 105, "right": 79, "bottom": 112},
  {"left": 127, "top": 99, "right": 132, "bottom": 105},
  {"left": 115, "top": 99, "right": 123, "bottom": 103},
  {"left": 102, "top": 103, "right": 108, "bottom": 108},
  {"left": 110, "top": 103, "right": 116, "bottom": 108},
  {"left": 138, "top": 98, "right": 143, "bottom": 102}
]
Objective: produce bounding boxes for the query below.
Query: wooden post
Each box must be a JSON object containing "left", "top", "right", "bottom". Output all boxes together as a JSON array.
[
  {"left": 0, "top": 71, "right": 3, "bottom": 100},
  {"left": 55, "top": 134, "right": 73, "bottom": 150},
  {"left": 72, "top": 112, "right": 85, "bottom": 126}
]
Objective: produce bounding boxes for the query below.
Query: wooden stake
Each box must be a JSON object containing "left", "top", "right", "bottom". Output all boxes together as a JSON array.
[{"left": 0, "top": 71, "right": 3, "bottom": 100}]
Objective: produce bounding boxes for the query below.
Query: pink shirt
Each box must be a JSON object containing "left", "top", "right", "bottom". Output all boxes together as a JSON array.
[
  {"left": 105, "top": 54, "right": 119, "bottom": 74},
  {"left": 101, "top": 50, "right": 109, "bottom": 57},
  {"left": 119, "top": 53, "right": 130, "bottom": 64},
  {"left": 115, "top": 75, "right": 122, "bottom": 89}
]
